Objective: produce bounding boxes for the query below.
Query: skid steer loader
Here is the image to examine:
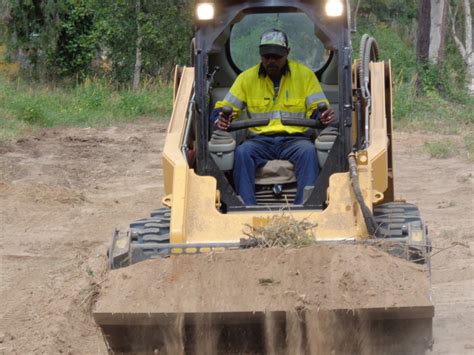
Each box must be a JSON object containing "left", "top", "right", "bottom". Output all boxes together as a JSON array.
[{"left": 94, "top": 0, "right": 434, "bottom": 353}]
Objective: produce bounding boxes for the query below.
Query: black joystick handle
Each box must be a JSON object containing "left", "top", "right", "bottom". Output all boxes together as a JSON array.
[
  {"left": 221, "top": 106, "right": 233, "bottom": 119},
  {"left": 317, "top": 102, "right": 328, "bottom": 114}
]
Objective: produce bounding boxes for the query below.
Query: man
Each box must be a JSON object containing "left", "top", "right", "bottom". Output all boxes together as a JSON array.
[{"left": 211, "top": 29, "right": 335, "bottom": 205}]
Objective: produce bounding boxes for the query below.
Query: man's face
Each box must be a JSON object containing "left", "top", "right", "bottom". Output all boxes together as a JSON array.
[{"left": 261, "top": 51, "right": 289, "bottom": 77}]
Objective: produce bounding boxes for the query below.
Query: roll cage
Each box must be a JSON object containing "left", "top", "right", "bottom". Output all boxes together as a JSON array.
[{"left": 193, "top": 0, "right": 354, "bottom": 211}]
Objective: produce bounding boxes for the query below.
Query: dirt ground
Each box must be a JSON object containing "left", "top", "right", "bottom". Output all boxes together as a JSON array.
[{"left": 0, "top": 122, "right": 473, "bottom": 354}]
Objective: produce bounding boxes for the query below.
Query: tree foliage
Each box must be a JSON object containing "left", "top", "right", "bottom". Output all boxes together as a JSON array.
[
  {"left": 357, "top": 0, "right": 418, "bottom": 24},
  {"left": 3, "top": 0, "right": 96, "bottom": 80},
  {"left": 1, "top": 0, "right": 471, "bottom": 97},
  {"left": 3, "top": 0, "right": 193, "bottom": 83},
  {"left": 92, "top": 0, "right": 192, "bottom": 83}
]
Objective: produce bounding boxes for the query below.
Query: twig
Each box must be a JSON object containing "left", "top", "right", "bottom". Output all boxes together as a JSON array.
[
  {"left": 430, "top": 241, "right": 468, "bottom": 258},
  {"left": 79, "top": 279, "right": 106, "bottom": 307}
]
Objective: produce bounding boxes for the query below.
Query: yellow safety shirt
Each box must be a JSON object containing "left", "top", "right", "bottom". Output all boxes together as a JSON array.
[{"left": 215, "top": 59, "right": 329, "bottom": 135}]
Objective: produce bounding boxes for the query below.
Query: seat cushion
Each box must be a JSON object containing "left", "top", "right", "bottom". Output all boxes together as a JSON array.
[{"left": 255, "top": 160, "right": 296, "bottom": 185}]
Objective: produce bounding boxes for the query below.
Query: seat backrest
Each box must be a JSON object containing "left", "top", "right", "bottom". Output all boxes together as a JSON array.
[{"left": 210, "top": 87, "right": 229, "bottom": 110}]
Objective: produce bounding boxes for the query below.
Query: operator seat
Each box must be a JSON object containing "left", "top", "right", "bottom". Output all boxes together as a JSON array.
[{"left": 209, "top": 85, "right": 338, "bottom": 205}]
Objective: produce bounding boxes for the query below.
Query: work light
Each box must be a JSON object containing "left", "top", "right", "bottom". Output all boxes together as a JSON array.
[
  {"left": 197, "top": 2, "right": 215, "bottom": 20},
  {"left": 325, "top": 0, "right": 343, "bottom": 17}
]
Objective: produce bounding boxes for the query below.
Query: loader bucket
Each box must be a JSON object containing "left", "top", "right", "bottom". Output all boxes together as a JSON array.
[
  {"left": 94, "top": 307, "right": 433, "bottom": 354},
  {"left": 93, "top": 245, "right": 434, "bottom": 354}
]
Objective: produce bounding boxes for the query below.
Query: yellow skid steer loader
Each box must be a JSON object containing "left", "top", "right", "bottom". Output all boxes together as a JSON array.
[{"left": 94, "top": 0, "right": 434, "bottom": 353}]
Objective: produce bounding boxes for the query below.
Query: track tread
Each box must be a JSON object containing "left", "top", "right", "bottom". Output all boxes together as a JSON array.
[{"left": 373, "top": 202, "right": 422, "bottom": 239}]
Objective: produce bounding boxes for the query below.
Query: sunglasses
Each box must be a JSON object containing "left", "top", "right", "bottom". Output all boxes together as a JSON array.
[{"left": 262, "top": 54, "right": 284, "bottom": 60}]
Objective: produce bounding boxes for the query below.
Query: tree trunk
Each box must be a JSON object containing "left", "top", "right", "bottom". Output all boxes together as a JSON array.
[
  {"left": 463, "top": 0, "right": 473, "bottom": 94},
  {"left": 450, "top": 0, "right": 474, "bottom": 94},
  {"left": 429, "top": 0, "right": 448, "bottom": 64},
  {"left": 416, "top": 0, "right": 431, "bottom": 94},
  {"left": 132, "top": 0, "right": 142, "bottom": 91},
  {"left": 468, "top": 52, "right": 474, "bottom": 95}
]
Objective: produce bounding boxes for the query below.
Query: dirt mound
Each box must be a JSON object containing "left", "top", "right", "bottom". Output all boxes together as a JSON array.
[
  {"left": 95, "top": 244, "right": 432, "bottom": 354},
  {"left": 96, "top": 244, "right": 431, "bottom": 314}
]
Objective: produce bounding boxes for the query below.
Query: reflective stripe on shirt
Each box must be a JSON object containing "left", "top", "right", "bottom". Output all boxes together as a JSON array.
[
  {"left": 306, "top": 92, "right": 326, "bottom": 107},
  {"left": 251, "top": 111, "right": 306, "bottom": 120},
  {"left": 223, "top": 92, "right": 245, "bottom": 110}
]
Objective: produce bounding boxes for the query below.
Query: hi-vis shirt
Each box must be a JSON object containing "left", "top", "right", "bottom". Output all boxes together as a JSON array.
[{"left": 215, "top": 59, "right": 330, "bottom": 135}]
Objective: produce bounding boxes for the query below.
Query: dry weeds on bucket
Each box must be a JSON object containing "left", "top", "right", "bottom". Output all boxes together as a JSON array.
[{"left": 244, "top": 214, "right": 317, "bottom": 248}]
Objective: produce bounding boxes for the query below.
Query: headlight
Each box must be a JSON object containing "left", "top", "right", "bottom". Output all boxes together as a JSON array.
[
  {"left": 196, "top": 2, "right": 215, "bottom": 21},
  {"left": 325, "top": 0, "right": 344, "bottom": 17}
]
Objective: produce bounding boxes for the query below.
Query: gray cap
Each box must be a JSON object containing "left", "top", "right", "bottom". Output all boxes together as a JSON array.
[{"left": 259, "top": 29, "right": 289, "bottom": 56}]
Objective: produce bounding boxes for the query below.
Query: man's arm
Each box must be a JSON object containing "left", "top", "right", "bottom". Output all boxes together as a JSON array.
[
  {"left": 211, "top": 74, "right": 246, "bottom": 130},
  {"left": 305, "top": 74, "right": 335, "bottom": 127},
  {"left": 214, "top": 75, "right": 246, "bottom": 115}
]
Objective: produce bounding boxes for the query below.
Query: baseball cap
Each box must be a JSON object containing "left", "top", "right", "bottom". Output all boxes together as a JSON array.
[{"left": 259, "top": 29, "right": 289, "bottom": 57}]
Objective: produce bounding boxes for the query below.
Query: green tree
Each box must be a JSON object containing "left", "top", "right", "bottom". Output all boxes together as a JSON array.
[
  {"left": 3, "top": 0, "right": 193, "bottom": 84},
  {"left": 4, "top": 0, "right": 96, "bottom": 80},
  {"left": 93, "top": 0, "right": 193, "bottom": 84},
  {"left": 357, "top": 0, "right": 418, "bottom": 24}
]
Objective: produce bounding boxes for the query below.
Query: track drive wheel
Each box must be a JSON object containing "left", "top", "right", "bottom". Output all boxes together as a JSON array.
[
  {"left": 108, "top": 208, "right": 171, "bottom": 269},
  {"left": 373, "top": 202, "right": 431, "bottom": 264}
]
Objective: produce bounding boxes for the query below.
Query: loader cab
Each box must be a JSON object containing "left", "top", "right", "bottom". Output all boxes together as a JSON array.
[{"left": 190, "top": 0, "right": 354, "bottom": 212}]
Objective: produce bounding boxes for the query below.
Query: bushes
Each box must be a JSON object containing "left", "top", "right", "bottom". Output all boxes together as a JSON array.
[
  {"left": 353, "top": 20, "right": 474, "bottom": 131},
  {"left": 118, "top": 88, "right": 172, "bottom": 117},
  {"left": 0, "top": 76, "right": 172, "bottom": 138}
]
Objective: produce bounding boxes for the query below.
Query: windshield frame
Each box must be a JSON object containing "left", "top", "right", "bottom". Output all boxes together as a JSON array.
[{"left": 227, "top": 12, "right": 331, "bottom": 74}]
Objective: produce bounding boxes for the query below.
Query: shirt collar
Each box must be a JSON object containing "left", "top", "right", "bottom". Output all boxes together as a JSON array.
[{"left": 258, "top": 61, "right": 291, "bottom": 78}]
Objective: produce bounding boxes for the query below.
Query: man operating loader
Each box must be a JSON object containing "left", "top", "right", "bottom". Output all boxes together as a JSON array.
[{"left": 211, "top": 29, "right": 336, "bottom": 205}]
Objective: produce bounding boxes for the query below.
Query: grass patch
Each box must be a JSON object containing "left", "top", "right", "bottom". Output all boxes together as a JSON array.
[
  {"left": 0, "top": 76, "right": 173, "bottom": 140},
  {"left": 423, "top": 139, "right": 457, "bottom": 159},
  {"left": 394, "top": 85, "right": 474, "bottom": 134},
  {"left": 464, "top": 133, "right": 474, "bottom": 161}
]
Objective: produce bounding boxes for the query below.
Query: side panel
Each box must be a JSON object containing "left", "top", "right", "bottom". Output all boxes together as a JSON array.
[
  {"left": 366, "top": 62, "right": 390, "bottom": 205},
  {"left": 163, "top": 67, "right": 195, "bottom": 196},
  {"left": 163, "top": 67, "right": 195, "bottom": 243},
  {"left": 383, "top": 60, "right": 395, "bottom": 202}
]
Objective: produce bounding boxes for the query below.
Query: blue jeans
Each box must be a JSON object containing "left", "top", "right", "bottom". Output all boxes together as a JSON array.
[{"left": 233, "top": 135, "right": 319, "bottom": 205}]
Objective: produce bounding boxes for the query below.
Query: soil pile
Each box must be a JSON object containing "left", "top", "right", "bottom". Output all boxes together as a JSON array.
[
  {"left": 95, "top": 244, "right": 432, "bottom": 354},
  {"left": 96, "top": 244, "right": 431, "bottom": 314}
]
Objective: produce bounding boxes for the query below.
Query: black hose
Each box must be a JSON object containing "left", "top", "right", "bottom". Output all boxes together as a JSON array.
[
  {"left": 358, "top": 34, "right": 380, "bottom": 147},
  {"left": 359, "top": 34, "right": 379, "bottom": 97},
  {"left": 358, "top": 33, "right": 369, "bottom": 94},
  {"left": 348, "top": 153, "right": 378, "bottom": 237}
]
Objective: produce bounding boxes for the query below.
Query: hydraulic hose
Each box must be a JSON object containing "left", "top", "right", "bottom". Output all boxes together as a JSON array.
[
  {"left": 358, "top": 35, "right": 379, "bottom": 148},
  {"left": 348, "top": 153, "right": 378, "bottom": 237}
]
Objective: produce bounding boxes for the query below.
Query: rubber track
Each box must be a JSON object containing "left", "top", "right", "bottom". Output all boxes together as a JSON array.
[
  {"left": 373, "top": 202, "right": 422, "bottom": 239},
  {"left": 130, "top": 208, "right": 171, "bottom": 244}
]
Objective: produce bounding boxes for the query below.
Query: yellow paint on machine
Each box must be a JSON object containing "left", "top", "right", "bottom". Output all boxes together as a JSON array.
[{"left": 162, "top": 63, "right": 393, "bottom": 245}]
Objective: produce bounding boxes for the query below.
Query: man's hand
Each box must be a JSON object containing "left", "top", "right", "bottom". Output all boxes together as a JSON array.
[
  {"left": 320, "top": 108, "right": 336, "bottom": 126},
  {"left": 215, "top": 111, "right": 237, "bottom": 130}
]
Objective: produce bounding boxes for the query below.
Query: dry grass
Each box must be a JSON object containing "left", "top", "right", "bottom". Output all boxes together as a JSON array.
[{"left": 244, "top": 214, "right": 317, "bottom": 248}]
